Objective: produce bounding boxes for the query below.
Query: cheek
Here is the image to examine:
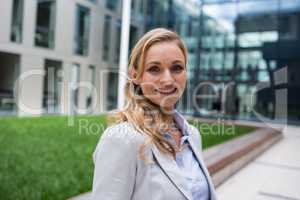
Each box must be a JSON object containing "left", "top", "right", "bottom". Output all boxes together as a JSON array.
[
  {"left": 140, "top": 81, "right": 157, "bottom": 98},
  {"left": 140, "top": 74, "right": 160, "bottom": 94},
  {"left": 176, "top": 73, "right": 187, "bottom": 88},
  {"left": 141, "top": 83, "right": 155, "bottom": 95}
]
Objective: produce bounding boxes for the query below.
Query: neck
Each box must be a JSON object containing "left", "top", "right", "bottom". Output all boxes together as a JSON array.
[{"left": 162, "top": 111, "right": 176, "bottom": 127}]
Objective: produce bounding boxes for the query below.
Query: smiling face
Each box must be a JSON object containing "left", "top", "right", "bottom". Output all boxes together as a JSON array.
[{"left": 135, "top": 41, "right": 187, "bottom": 111}]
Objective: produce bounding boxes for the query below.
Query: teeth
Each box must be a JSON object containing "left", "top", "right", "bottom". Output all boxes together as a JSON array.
[{"left": 158, "top": 88, "right": 176, "bottom": 94}]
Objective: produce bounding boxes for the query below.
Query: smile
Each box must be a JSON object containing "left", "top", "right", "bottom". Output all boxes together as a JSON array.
[{"left": 156, "top": 88, "right": 177, "bottom": 95}]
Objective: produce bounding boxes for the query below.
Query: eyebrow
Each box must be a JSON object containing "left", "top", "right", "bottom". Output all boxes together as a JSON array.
[
  {"left": 146, "top": 60, "right": 184, "bottom": 66},
  {"left": 172, "top": 60, "right": 184, "bottom": 64},
  {"left": 146, "top": 61, "right": 161, "bottom": 66}
]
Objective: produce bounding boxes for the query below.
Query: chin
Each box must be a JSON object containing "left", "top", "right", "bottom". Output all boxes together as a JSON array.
[
  {"left": 147, "top": 96, "right": 179, "bottom": 111},
  {"left": 159, "top": 101, "right": 178, "bottom": 111}
]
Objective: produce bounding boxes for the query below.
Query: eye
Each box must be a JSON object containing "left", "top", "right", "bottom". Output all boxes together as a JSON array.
[
  {"left": 146, "top": 66, "right": 161, "bottom": 74},
  {"left": 171, "top": 64, "right": 184, "bottom": 73}
]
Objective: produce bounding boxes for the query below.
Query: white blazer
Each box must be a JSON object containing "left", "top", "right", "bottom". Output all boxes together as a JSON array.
[{"left": 92, "top": 120, "right": 217, "bottom": 200}]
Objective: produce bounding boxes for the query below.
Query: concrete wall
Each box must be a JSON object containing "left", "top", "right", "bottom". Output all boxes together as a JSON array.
[
  {"left": 0, "top": 0, "right": 12, "bottom": 44},
  {"left": 0, "top": 0, "right": 125, "bottom": 116},
  {"left": 17, "top": 54, "right": 44, "bottom": 116}
]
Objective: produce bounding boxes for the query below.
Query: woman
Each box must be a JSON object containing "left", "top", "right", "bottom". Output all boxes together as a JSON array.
[{"left": 92, "top": 28, "right": 217, "bottom": 200}]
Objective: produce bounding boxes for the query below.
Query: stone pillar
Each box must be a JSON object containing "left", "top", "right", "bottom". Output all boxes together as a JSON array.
[{"left": 17, "top": 54, "right": 44, "bottom": 116}]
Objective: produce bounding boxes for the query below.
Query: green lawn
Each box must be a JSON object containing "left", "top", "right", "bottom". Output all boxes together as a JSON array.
[
  {"left": 0, "top": 115, "right": 256, "bottom": 200},
  {"left": 0, "top": 115, "right": 106, "bottom": 200}
]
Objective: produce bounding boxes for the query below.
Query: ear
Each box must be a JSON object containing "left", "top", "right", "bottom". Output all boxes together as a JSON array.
[{"left": 129, "top": 67, "right": 140, "bottom": 85}]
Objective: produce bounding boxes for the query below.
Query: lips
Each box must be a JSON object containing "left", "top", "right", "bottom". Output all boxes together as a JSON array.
[{"left": 156, "top": 88, "right": 177, "bottom": 95}]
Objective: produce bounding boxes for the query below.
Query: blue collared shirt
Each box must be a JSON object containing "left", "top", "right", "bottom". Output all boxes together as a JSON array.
[{"left": 163, "top": 111, "right": 210, "bottom": 200}]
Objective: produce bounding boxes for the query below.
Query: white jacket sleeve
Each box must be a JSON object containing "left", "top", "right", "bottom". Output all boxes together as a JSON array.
[{"left": 91, "top": 124, "right": 138, "bottom": 200}]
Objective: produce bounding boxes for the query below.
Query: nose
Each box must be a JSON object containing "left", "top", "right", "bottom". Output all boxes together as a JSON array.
[{"left": 160, "top": 69, "right": 174, "bottom": 87}]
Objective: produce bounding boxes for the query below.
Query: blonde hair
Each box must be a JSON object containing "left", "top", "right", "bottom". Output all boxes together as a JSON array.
[{"left": 110, "top": 28, "right": 188, "bottom": 160}]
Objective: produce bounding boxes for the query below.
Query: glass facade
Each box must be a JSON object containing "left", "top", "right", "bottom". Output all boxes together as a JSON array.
[
  {"left": 129, "top": 25, "right": 139, "bottom": 53},
  {"left": 130, "top": 0, "right": 299, "bottom": 122},
  {"left": 105, "top": 0, "right": 119, "bottom": 11},
  {"left": 195, "top": 0, "right": 299, "bottom": 121},
  {"left": 74, "top": 4, "right": 90, "bottom": 56},
  {"left": 35, "top": 0, "right": 56, "bottom": 48},
  {"left": 10, "top": 0, "right": 24, "bottom": 43},
  {"left": 131, "top": 0, "right": 145, "bottom": 25}
]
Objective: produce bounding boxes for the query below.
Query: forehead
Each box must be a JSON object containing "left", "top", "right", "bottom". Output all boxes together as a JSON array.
[{"left": 144, "top": 41, "right": 185, "bottom": 63}]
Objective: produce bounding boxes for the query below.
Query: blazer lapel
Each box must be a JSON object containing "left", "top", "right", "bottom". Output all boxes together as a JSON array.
[
  {"left": 187, "top": 137, "right": 217, "bottom": 200},
  {"left": 151, "top": 144, "right": 193, "bottom": 200}
]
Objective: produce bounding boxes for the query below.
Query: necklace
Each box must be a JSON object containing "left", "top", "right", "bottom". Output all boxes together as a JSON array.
[{"left": 167, "top": 124, "right": 187, "bottom": 152}]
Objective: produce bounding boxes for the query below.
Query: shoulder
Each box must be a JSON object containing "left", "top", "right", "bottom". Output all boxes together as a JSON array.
[
  {"left": 188, "top": 123, "right": 201, "bottom": 139},
  {"left": 93, "top": 122, "right": 147, "bottom": 163},
  {"left": 186, "top": 121, "right": 203, "bottom": 150},
  {"left": 94, "top": 122, "right": 146, "bottom": 153},
  {"left": 101, "top": 122, "right": 146, "bottom": 144},
  {"left": 174, "top": 110, "right": 201, "bottom": 140},
  {"left": 183, "top": 117, "right": 200, "bottom": 137},
  {"left": 187, "top": 123, "right": 200, "bottom": 135}
]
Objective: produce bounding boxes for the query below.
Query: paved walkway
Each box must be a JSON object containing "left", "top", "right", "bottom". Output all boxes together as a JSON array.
[{"left": 216, "top": 125, "right": 300, "bottom": 200}]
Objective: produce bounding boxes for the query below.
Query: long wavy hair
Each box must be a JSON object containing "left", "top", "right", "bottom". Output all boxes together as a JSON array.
[{"left": 110, "top": 28, "right": 188, "bottom": 161}]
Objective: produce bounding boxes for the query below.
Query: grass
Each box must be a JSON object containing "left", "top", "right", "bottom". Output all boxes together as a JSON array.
[
  {"left": 0, "top": 115, "right": 106, "bottom": 200},
  {"left": 0, "top": 115, "right": 256, "bottom": 200}
]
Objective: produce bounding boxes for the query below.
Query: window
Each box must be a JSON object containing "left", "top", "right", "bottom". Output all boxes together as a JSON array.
[
  {"left": 86, "top": 65, "right": 95, "bottom": 109},
  {"left": 129, "top": 25, "right": 138, "bottom": 53},
  {"left": 106, "top": 72, "right": 118, "bottom": 110},
  {"left": 71, "top": 64, "right": 80, "bottom": 111},
  {"left": 10, "top": 0, "right": 24, "bottom": 43},
  {"left": 114, "top": 20, "right": 122, "bottom": 64},
  {"left": 102, "top": 15, "right": 111, "bottom": 61},
  {"left": 35, "top": 0, "right": 56, "bottom": 48},
  {"left": 106, "top": 0, "right": 119, "bottom": 11},
  {"left": 0, "top": 52, "right": 20, "bottom": 114},
  {"left": 74, "top": 4, "right": 91, "bottom": 56},
  {"left": 43, "top": 59, "right": 62, "bottom": 114}
]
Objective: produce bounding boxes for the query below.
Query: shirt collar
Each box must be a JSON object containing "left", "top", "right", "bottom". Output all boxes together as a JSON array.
[
  {"left": 162, "top": 110, "right": 191, "bottom": 144},
  {"left": 164, "top": 132, "right": 189, "bottom": 146},
  {"left": 173, "top": 109, "right": 190, "bottom": 136}
]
